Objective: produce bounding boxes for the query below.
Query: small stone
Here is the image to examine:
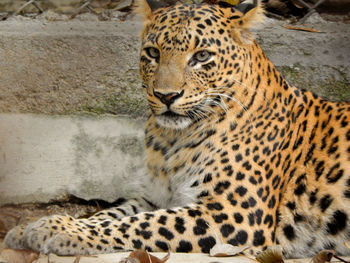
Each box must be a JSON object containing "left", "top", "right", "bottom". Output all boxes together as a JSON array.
[
  {"left": 99, "top": 10, "right": 124, "bottom": 21},
  {"left": 75, "top": 13, "right": 99, "bottom": 21},
  {"left": 37, "top": 10, "right": 68, "bottom": 21},
  {"left": 303, "top": 12, "right": 325, "bottom": 24},
  {"left": 114, "top": 0, "right": 133, "bottom": 11}
]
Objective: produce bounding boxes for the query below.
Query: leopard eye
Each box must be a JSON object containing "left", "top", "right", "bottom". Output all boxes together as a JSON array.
[
  {"left": 193, "top": 50, "right": 211, "bottom": 63},
  {"left": 145, "top": 47, "right": 160, "bottom": 60}
]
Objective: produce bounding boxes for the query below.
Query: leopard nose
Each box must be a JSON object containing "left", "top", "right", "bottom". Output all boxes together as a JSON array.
[{"left": 153, "top": 90, "right": 184, "bottom": 106}]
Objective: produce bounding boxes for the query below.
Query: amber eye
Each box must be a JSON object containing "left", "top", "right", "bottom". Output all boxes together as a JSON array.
[
  {"left": 193, "top": 50, "right": 211, "bottom": 63},
  {"left": 145, "top": 47, "right": 160, "bottom": 60}
]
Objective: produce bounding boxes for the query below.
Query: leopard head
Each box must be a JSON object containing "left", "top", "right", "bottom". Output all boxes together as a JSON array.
[{"left": 137, "top": 0, "right": 264, "bottom": 129}]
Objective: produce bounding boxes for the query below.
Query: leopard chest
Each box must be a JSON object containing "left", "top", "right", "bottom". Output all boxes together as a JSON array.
[
  {"left": 144, "top": 126, "right": 221, "bottom": 207},
  {"left": 144, "top": 107, "right": 295, "bottom": 209}
]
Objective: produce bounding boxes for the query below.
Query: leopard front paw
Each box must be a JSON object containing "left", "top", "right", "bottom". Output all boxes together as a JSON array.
[
  {"left": 3, "top": 224, "right": 27, "bottom": 250},
  {"left": 4, "top": 215, "right": 120, "bottom": 255},
  {"left": 4, "top": 215, "right": 88, "bottom": 255},
  {"left": 23, "top": 216, "right": 68, "bottom": 254}
]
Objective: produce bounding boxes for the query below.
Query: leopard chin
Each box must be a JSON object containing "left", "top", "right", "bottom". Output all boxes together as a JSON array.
[{"left": 155, "top": 111, "right": 193, "bottom": 129}]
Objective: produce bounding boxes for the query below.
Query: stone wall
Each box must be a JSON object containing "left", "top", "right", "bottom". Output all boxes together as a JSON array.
[{"left": 0, "top": 0, "right": 82, "bottom": 13}]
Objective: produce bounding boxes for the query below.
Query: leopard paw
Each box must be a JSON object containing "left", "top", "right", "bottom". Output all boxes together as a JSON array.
[
  {"left": 3, "top": 224, "right": 27, "bottom": 250},
  {"left": 4, "top": 215, "right": 85, "bottom": 255},
  {"left": 44, "top": 232, "right": 86, "bottom": 255},
  {"left": 4, "top": 215, "right": 118, "bottom": 255},
  {"left": 24, "top": 216, "right": 63, "bottom": 253}
]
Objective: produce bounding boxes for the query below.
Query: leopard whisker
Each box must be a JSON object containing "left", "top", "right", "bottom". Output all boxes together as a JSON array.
[
  {"left": 229, "top": 78, "right": 267, "bottom": 102},
  {"left": 206, "top": 91, "right": 256, "bottom": 133},
  {"left": 205, "top": 91, "right": 229, "bottom": 114}
]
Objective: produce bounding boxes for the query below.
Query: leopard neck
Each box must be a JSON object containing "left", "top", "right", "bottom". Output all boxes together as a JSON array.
[{"left": 221, "top": 41, "right": 295, "bottom": 120}]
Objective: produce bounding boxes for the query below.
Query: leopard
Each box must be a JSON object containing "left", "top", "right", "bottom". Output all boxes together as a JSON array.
[{"left": 4, "top": 0, "right": 350, "bottom": 258}]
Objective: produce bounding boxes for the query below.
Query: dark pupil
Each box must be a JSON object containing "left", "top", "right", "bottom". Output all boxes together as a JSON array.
[
  {"left": 198, "top": 52, "right": 207, "bottom": 60},
  {"left": 151, "top": 48, "right": 159, "bottom": 57}
]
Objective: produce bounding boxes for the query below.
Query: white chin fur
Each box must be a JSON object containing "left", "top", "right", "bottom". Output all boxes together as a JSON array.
[{"left": 155, "top": 115, "right": 192, "bottom": 129}]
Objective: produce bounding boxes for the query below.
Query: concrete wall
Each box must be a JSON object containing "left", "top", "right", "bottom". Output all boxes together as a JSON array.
[
  {"left": 0, "top": 114, "right": 145, "bottom": 205},
  {"left": 0, "top": 18, "right": 147, "bottom": 116},
  {"left": 0, "top": 0, "right": 82, "bottom": 13}
]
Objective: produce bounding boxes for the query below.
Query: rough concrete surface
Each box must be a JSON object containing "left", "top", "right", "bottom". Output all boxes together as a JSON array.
[
  {"left": 0, "top": 16, "right": 147, "bottom": 116},
  {"left": 255, "top": 15, "right": 350, "bottom": 101},
  {"left": 0, "top": 114, "right": 145, "bottom": 205},
  {"left": 0, "top": 0, "right": 123, "bottom": 14}
]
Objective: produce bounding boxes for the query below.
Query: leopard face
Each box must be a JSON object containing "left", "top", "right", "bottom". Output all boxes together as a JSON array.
[{"left": 139, "top": 3, "right": 260, "bottom": 129}]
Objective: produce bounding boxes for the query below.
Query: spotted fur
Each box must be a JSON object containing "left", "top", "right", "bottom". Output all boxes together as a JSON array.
[{"left": 4, "top": 0, "right": 350, "bottom": 258}]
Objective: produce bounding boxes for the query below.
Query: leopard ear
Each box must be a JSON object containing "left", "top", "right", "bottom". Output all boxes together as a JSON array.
[
  {"left": 134, "top": 0, "right": 152, "bottom": 21},
  {"left": 134, "top": 0, "right": 172, "bottom": 19},
  {"left": 234, "top": 0, "right": 264, "bottom": 29},
  {"left": 236, "top": 0, "right": 258, "bottom": 14},
  {"left": 227, "top": 0, "right": 264, "bottom": 44}
]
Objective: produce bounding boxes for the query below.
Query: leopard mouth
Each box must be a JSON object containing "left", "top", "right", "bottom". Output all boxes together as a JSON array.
[
  {"left": 161, "top": 111, "right": 186, "bottom": 118},
  {"left": 155, "top": 111, "right": 192, "bottom": 129}
]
